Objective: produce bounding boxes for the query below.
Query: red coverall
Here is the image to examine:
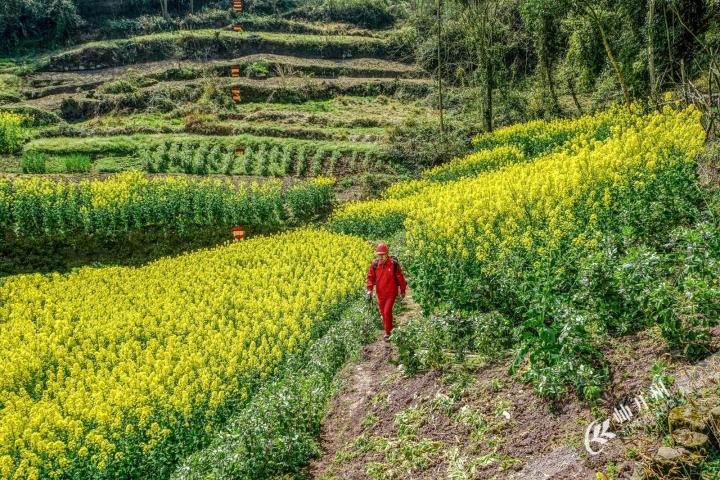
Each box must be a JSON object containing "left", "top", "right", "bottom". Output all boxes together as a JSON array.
[{"left": 366, "top": 258, "right": 407, "bottom": 335}]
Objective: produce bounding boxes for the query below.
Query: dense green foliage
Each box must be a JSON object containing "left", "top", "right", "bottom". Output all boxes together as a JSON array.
[
  {"left": 0, "top": 0, "right": 81, "bottom": 49},
  {"left": 403, "top": 0, "right": 719, "bottom": 135},
  {"left": 295, "top": 0, "right": 397, "bottom": 28},
  {"left": 19, "top": 152, "right": 47, "bottom": 173}
]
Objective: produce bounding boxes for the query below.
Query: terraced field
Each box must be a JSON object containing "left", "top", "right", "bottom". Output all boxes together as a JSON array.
[{"left": 0, "top": 16, "right": 433, "bottom": 195}]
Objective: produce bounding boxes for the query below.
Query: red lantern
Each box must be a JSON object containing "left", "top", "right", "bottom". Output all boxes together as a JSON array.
[
  {"left": 235, "top": 146, "right": 245, "bottom": 156},
  {"left": 231, "top": 87, "right": 241, "bottom": 103},
  {"left": 230, "top": 66, "right": 240, "bottom": 77},
  {"left": 233, "top": 0, "right": 243, "bottom": 12},
  {"left": 231, "top": 225, "right": 245, "bottom": 241},
  {"left": 232, "top": 24, "right": 243, "bottom": 32}
]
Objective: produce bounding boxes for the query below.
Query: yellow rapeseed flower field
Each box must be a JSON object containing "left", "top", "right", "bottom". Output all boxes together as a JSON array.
[
  {"left": 405, "top": 106, "right": 705, "bottom": 309},
  {"left": 0, "top": 229, "right": 371, "bottom": 479},
  {"left": 328, "top": 105, "right": 644, "bottom": 238},
  {"left": 0, "top": 171, "right": 336, "bottom": 240}
]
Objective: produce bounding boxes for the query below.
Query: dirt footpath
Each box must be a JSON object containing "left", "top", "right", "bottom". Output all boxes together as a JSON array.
[
  {"left": 308, "top": 293, "right": 422, "bottom": 478},
  {"left": 307, "top": 291, "right": 700, "bottom": 480}
]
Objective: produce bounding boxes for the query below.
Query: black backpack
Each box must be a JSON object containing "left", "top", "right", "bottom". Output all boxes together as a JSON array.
[{"left": 372, "top": 255, "right": 401, "bottom": 286}]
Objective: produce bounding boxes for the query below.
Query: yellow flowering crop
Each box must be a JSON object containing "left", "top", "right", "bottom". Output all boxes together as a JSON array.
[
  {"left": 0, "top": 229, "right": 372, "bottom": 479},
  {"left": 0, "top": 171, "right": 336, "bottom": 239},
  {"left": 471, "top": 104, "right": 637, "bottom": 156},
  {"left": 329, "top": 105, "right": 646, "bottom": 239},
  {"left": 405, "top": 106, "right": 705, "bottom": 309},
  {"left": 382, "top": 145, "right": 525, "bottom": 200},
  {"left": 0, "top": 112, "right": 25, "bottom": 154}
]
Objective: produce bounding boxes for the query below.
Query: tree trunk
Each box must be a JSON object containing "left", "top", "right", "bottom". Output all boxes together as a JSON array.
[
  {"left": 542, "top": 18, "right": 560, "bottom": 114},
  {"left": 544, "top": 54, "right": 560, "bottom": 114},
  {"left": 159, "top": 0, "right": 169, "bottom": 19},
  {"left": 436, "top": 0, "right": 445, "bottom": 138},
  {"left": 663, "top": 4, "right": 675, "bottom": 82},
  {"left": 589, "top": 6, "right": 631, "bottom": 105},
  {"left": 568, "top": 78, "right": 583, "bottom": 115},
  {"left": 647, "top": 0, "right": 657, "bottom": 106},
  {"left": 190, "top": 0, "right": 194, "bottom": 14},
  {"left": 707, "top": 61, "right": 715, "bottom": 138},
  {"left": 485, "top": 58, "right": 494, "bottom": 132},
  {"left": 681, "top": 58, "right": 689, "bottom": 104}
]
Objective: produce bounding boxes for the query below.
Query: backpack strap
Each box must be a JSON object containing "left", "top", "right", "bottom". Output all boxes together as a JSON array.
[
  {"left": 390, "top": 256, "right": 400, "bottom": 286},
  {"left": 373, "top": 256, "right": 401, "bottom": 286}
]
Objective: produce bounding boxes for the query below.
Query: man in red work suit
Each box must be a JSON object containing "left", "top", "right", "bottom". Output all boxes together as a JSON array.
[{"left": 366, "top": 242, "right": 407, "bottom": 340}]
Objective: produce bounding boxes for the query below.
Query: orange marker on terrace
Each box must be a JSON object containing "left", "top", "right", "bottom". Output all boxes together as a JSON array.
[
  {"left": 232, "top": 24, "right": 243, "bottom": 32},
  {"left": 233, "top": 0, "right": 243, "bottom": 12},
  {"left": 235, "top": 146, "right": 245, "bottom": 156},
  {"left": 231, "top": 87, "right": 241, "bottom": 103},
  {"left": 231, "top": 226, "right": 245, "bottom": 241},
  {"left": 230, "top": 66, "right": 240, "bottom": 77}
]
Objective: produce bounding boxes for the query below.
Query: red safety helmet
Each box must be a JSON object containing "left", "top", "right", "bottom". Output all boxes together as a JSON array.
[{"left": 375, "top": 243, "right": 389, "bottom": 254}]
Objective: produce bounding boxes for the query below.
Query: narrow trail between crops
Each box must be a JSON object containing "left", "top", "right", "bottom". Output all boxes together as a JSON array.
[{"left": 308, "top": 291, "right": 421, "bottom": 478}]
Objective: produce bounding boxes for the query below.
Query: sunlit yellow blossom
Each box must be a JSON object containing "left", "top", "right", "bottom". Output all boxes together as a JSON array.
[{"left": 0, "top": 229, "right": 371, "bottom": 479}]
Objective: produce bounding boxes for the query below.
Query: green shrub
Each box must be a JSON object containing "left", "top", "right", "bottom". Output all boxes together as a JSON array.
[
  {"left": 348, "top": 150, "right": 359, "bottom": 172},
  {"left": 280, "top": 146, "right": 293, "bottom": 175},
  {"left": 240, "top": 146, "right": 253, "bottom": 175},
  {"left": 20, "top": 152, "right": 47, "bottom": 173},
  {"left": 167, "top": 142, "right": 181, "bottom": 171},
  {"left": 99, "top": 78, "right": 140, "bottom": 95},
  {"left": 64, "top": 154, "right": 92, "bottom": 173},
  {"left": 328, "top": 150, "right": 341, "bottom": 176},
  {"left": 245, "top": 61, "right": 271, "bottom": 78},
  {"left": 254, "top": 144, "right": 270, "bottom": 176},
  {"left": 140, "top": 148, "right": 156, "bottom": 173},
  {"left": 268, "top": 146, "right": 282, "bottom": 176},
  {"left": 310, "top": 149, "right": 326, "bottom": 177},
  {"left": 303, "top": 0, "right": 396, "bottom": 29},
  {"left": 0, "top": 0, "right": 80, "bottom": 49},
  {"left": 155, "top": 143, "right": 170, "bottom": 172},
  {"left": 295, "top": 146, "right": 307, "bottom": 176},
  {"left": 393, "top": 310, "right": 516, "bottom": 375},
  {"left": 0, "top": 92, "right": 22, "bottom": 104},
  {"left": 387, "top": 119, "right": 475, "bottom": 169},
  {"left": 361, "top": 150, "right": 374, "bottom": 171},
  {"left": 223, "top": 149, "right": 236, "bottom": 175},
  {"left": 179, "top": 144, "right": 193, "bottom": 173},
  {"left": 285, "top": 178, "right": 336, "bottom": 224},
  {"left": 192, "top": 144, "right": 210, "bottom": 175},
  {"left": 0, "top": 106, "right": 62, "bottom": 127},
  {"left": 95, "top": 157, "right": 129, "bottom": 173},
  {"left": 511, "top": 312, "right": 608, "bottom": 403}
]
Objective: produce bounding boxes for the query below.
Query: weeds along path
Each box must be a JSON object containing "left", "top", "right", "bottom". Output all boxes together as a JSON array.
[{"left": 308, "top": 291, "right": 421, "bottom": 478}]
